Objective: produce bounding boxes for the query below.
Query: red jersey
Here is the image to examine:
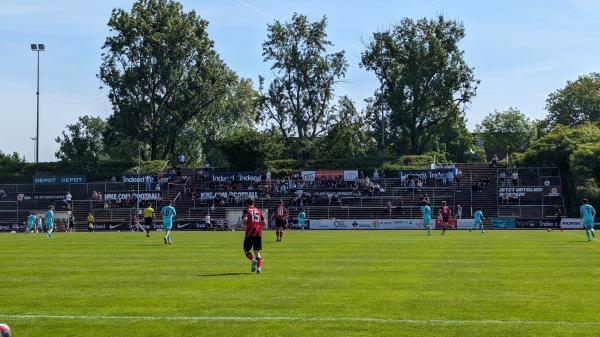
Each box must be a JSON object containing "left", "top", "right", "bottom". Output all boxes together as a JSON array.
[
  {"left": 244, "top": 206, "right": 264, "bottom": 237},
  {"left": 440, "top": 206, "right": 451, "bottom": 217},
  {"left": 275, "top": 205, "right": 288, "bottom": 220}
]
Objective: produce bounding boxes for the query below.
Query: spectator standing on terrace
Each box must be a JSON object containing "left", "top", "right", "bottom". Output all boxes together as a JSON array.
[
  {"left": 271, "top": 200, "right": 288, "bottom": 242},
  {"left": 455, "top": 204, "right": 462, "bottom": 219},
  {"left": 87, "top": 212, "right": 94, "bottom": 233},
  {"left": 145, "top": 174, "right": 152, "bottom": 190},
  {"left": 492, "top": 155, "right": 498, "bottom": 167},
  {"left": 179, "top": 153, "right": 185, "bottom": 167},
  {"left": 420, "top": 200, "right": 432, "bottom": 236},
  {"left": 511, "top": 171, "right": 519, "bottom": 186},
  {"left": 242, "top": 196, "right": 267, "bottom": 274},
  {"left": 580, "top": 199, "right": 596, "bottom": 241},
  {"left": 204, "top": 212, "right": 212, "bottom": 231},
  {"left": 45, "top": 205, "right": 55, "bottom": 238},
  {"left": 439, "top": 201, "right": 452, "bottom": 235},
  {"left": 65, "top": 191, "right": 72, "bottom": 209},
  {"left": 131, "top": 213, "right": 138, "bottom": 232},
  {"left": 373, "top": 170, "right": 379, "bottom": 181},
  {"left": 554, "top": 206, "right": 563, "bottom": 232},
  {"left": 68, "top": 215, "right": 75, "bottom": 232},
  {"left": 143, "top": 203, "right": 155, "bottom": 237}
]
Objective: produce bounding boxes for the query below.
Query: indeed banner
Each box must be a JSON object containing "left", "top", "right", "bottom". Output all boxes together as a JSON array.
[{"left": 210, "top": 172, "right": 261, "bottom": 183}]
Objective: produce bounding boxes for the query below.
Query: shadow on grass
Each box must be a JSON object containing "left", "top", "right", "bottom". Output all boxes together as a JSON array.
[{"left": 196, "top": 272, "right": 250, "bottom": 277}]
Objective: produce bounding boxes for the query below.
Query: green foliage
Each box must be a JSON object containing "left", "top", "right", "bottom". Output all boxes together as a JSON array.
[
  {"left": 216, "top": 128, "right": 285, "bottom": 171},
  {"left": 575, "top": 178, "right": 600, "bottom": 209},
  {"left": 521, "top": 123, "right": 600, "bottom": 172},
  {"left": 265, "top": 155, "right": 433, "bottom": 178},
  {"left": 99, "top": 0, "right": 237, "bottom": 161},
  {"left": 360, "top": 15, "right": 479, "bottom": 155},
  {"left": 260, "top": 13, "right": 349, "bottom": 159},
  {"left": 55, "top": 115, "right": 108, "bottom": 175},
  {"left": 476, "top": 107, "right": 537, "bottom": 157},
  {"left": 312, "top": 96, "right": 377, "bottom": 158},
  {"left": 541, "top": 72, "right": 600, "bottom": 131}
]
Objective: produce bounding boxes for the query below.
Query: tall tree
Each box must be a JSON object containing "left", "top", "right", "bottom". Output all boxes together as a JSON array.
[
  {"left": 475, "top": 107, "right": 537, "bottom": 160},
  {"left": 260, "top": 13, "right": 349, "bottom": 159},
  {"left": 521, "top": 122, "right": 600, "bottom": 172},
  {"left": 541, "top": 72, "right": 600, "bottom": 131},
  {"left": 55, "top": 116, "right": 107, "bottom": 173},
  {"left": 98, "top": 0, "right": 236, "bottom": 161},
  {"left": 360, "top": 15, "right": 479, "bottom": 155},
  {"left": 314, "top": 96, "right": 377, "bottom": 159}
]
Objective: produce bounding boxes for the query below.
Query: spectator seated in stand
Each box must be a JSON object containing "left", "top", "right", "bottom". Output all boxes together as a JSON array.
[
  {"left": 509, "top": 192, "right": 519, "bottom": 204},
  {"left": 471, "top": 183, "right": 482, "bottom": 193}
]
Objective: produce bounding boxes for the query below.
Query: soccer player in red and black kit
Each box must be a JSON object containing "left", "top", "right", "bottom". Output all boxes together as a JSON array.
[
  {"left": 439, "top": 200, "right": 452, "bottom": 235},
  {"left": 271, "top": 200, "right": 288, "bottom": 242},
  {"left": 242, "top": 196, "right": 267, "bottom": 274}
]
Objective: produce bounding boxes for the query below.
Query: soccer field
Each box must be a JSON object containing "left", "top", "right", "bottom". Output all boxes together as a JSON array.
[{"left": 1, "top": 229, "right": 600, "bottom": 337}]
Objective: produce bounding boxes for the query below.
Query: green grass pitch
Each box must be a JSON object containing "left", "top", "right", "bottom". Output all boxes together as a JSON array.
[{"left": 1, "top": 229, "right": 600, "bottom": 336}]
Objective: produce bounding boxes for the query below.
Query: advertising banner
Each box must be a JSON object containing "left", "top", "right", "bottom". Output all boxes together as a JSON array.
[
  {"left": 210, "top": 172, "right": 261, "bottom": 183},
  {"left": 309, "top": 219, "right": 427, "bottom": 230},
  {"left": 103, "top": 192, "right": 162, "bottom": 201},
  {"left": 301, "top": 170, "right": 356, "bottom": 182},
  {"left": 492, "top": 218, "right": 517, "bottom": 229},
  {"left": 455, "top": 219, "right": 475, "bottom": 229},
  {"left": 498, "top": 187, "right": 544, "bottom": 198},
  {"left": 434, "top": 219, "right": 457, "bottom": 228},
  {"left": 0, "top": 222, "right": 23, "bottom": 231},
  {"left": 16, "top": 193, "right": 66, "bottom": 202},
  {"left": 121, "top": 173, "right": 176, "bottom": 184},
  {"left": 560, "top": 218, "right": 584, "bottom": 229},
  {"left": 515, "top": 218, "right": 561, "bottom": 229},
  {"left": 33, "top": 175, "right": 86, "bottom": 185},
  {"left": 544, "top": 186, "right": 561, "bottom": 196},
  {"left": 398, "top": 169, "right": 454, "bottom": 179}
]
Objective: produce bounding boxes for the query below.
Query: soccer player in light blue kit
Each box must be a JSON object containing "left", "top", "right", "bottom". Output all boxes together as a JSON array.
[
  {"left": 580, "top": 198, "right": 596, "bottom": 241},
  {"left": 45, "top": 205, "right": 54, "bottom": 238},
  {"left": 420, "top": 200, "right": 432, "bottom": 235},
  {"left": 471, "top": 207, "right": 486, "bottom": 233},
  {"left": 298, "top": 208, "right": 306, "bottom": 233},
  {"left": 25, "top": 212, "right": 36, "bottom": 234},
  {"left": 161, "top": 200, "right": 176, "bottom": 244}
]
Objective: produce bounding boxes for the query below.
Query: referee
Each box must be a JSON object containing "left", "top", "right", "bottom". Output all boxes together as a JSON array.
[{"left": 143, "top": 203, "right": 155, "bottom": 238}]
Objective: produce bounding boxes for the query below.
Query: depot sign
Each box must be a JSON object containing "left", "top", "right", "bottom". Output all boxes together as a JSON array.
[{"left": 33, "top": 175, "right": 86, "bottom": 185}]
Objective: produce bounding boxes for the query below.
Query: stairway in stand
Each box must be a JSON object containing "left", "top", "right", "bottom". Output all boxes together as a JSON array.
[{"left": 453, "top": 163, "right": 499, "bottom": 219}]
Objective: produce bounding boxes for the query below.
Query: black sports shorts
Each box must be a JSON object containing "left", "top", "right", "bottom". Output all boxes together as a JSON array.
[{"left": 244, "top": 235, "right": 262, "bottom": 252}]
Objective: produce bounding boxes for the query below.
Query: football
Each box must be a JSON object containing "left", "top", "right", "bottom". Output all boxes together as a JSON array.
[
  {"left": 547, "top": 228, "right": 552, "bottom": 232},
  {"left": 0, "top": 323, "right": 11, "bottom": 337}
]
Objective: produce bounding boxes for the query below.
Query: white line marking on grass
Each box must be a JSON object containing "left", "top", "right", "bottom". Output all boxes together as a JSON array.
[{"left": 2, "top": 314, "right": 600, "bottom": 326}]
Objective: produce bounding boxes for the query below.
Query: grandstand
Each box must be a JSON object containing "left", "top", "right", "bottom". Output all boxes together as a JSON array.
[{"left": 0, "top": 164, "right": 566, "bottom": 231}]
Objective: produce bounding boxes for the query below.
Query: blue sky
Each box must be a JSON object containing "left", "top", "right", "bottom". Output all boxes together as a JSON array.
[{"left": 1, "top": 0, "right": 599, "bottom": 162}]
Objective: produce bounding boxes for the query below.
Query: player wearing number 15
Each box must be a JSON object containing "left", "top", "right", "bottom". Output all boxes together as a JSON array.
[
  {"left": 580, "top": 199, "right": 596, "bottom": 241},
  {"left": 242, "top": 196, "right": 267, "bottom": 274},
  {"left": 161, "top": 200, "right": 176, "bottom": 244}
]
